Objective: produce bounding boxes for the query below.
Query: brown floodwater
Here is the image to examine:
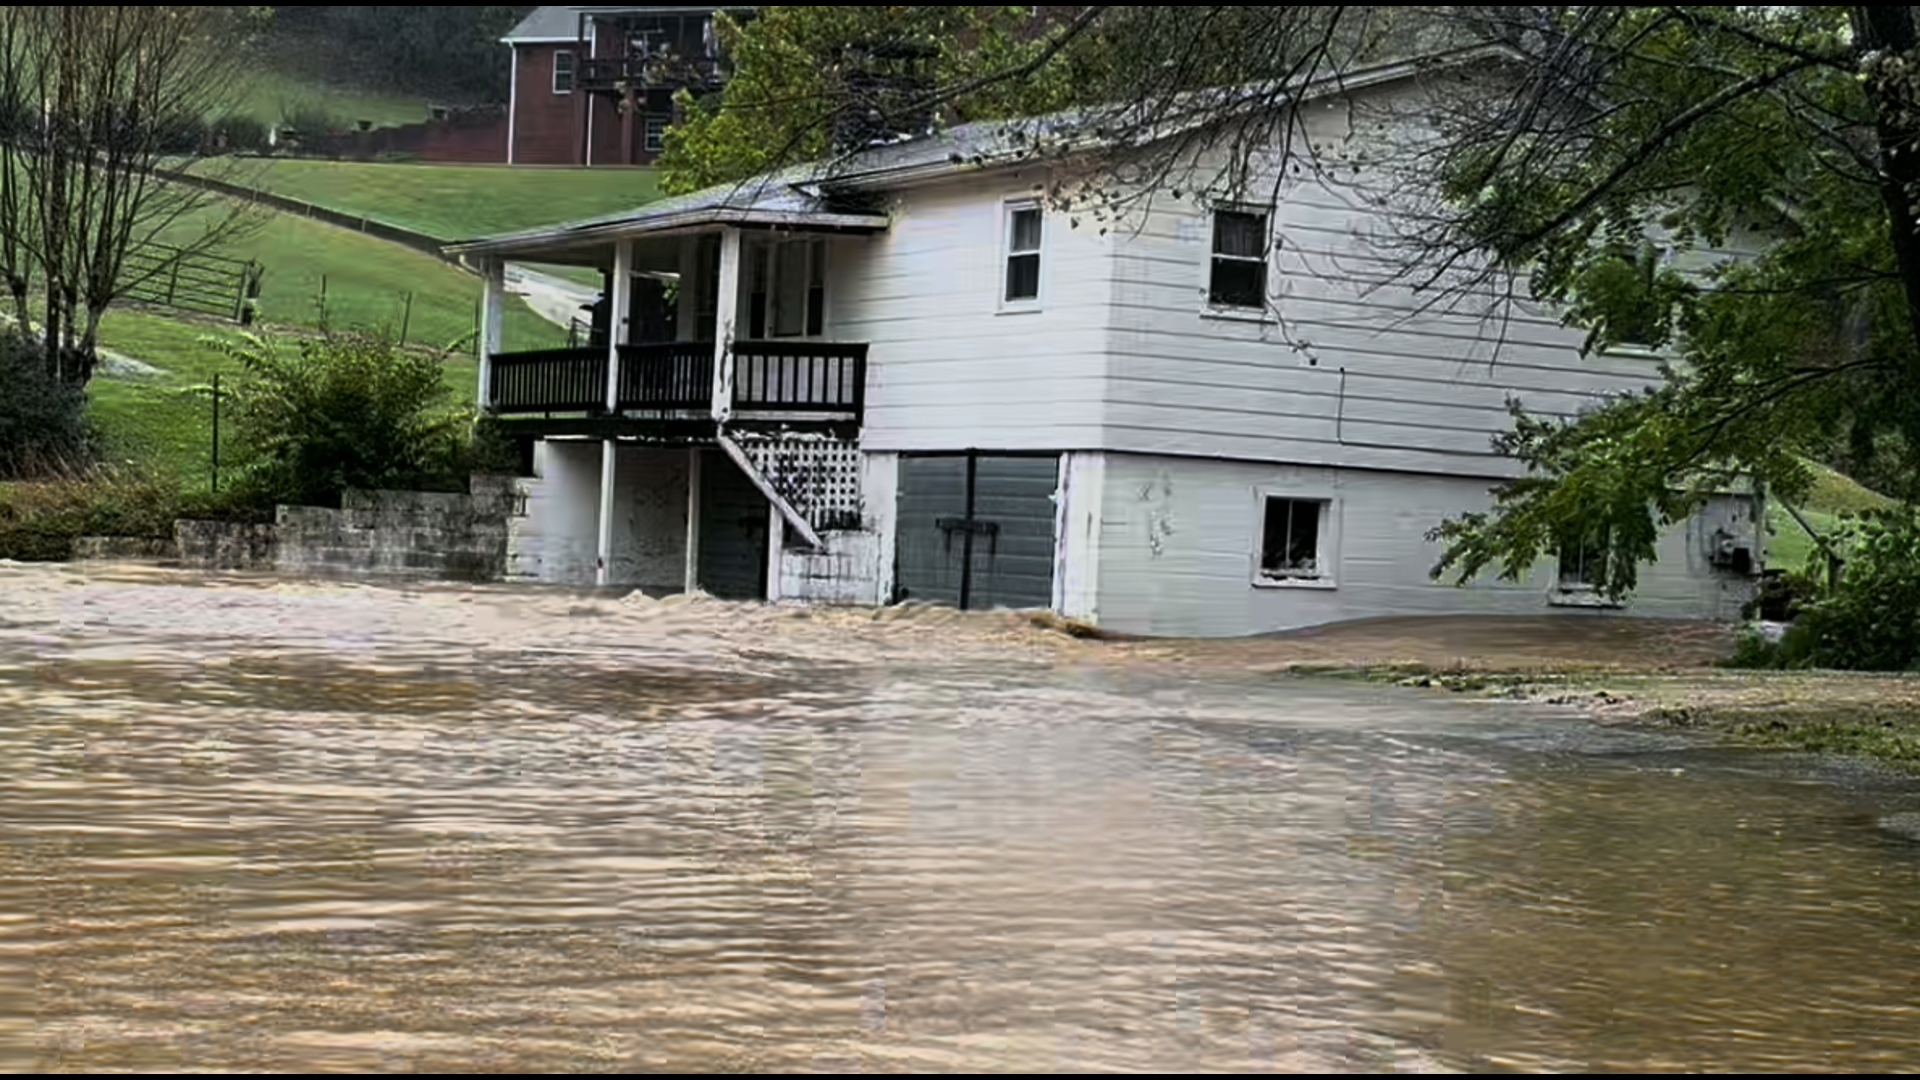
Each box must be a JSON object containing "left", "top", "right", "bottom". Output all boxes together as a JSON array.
[{"left": 4, "top": 562, "right": 1920, "bottom": 1072}]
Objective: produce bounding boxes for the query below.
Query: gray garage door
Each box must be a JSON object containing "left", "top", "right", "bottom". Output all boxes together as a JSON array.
[{"left": 895, "top": 453, "right": 1058, "bottom": 611}]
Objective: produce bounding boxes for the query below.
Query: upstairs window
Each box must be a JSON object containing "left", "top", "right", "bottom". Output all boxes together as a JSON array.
[
  {"left": 1210, "top": 208, "right": 1268, "bottom": 309},
  {"left": 553, "top": 50, "right": 575, "bottom": 94},
  {"left": 1004, "top": 201, "right": 1042, "bottom": 306}
]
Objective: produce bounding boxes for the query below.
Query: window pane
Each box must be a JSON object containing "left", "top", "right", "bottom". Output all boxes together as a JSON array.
[
  {"left": 1261, "top": 498, "right": 1322, "bottom": 577},
  {"left": 1010, "top": 207, "right": 1042, "bottom": 253},
  {"left": 1212, "top": 210, "right": 1266, "bottom": 258},
  {"left": 553, "top": 51, "right": 574, "bottom": 93},
  {"left": 1210, "top": 258, "right": 1266, "bottom": 308},
  {"left": 1006, "top": 252, "right": 1040, "bottom": 302}
]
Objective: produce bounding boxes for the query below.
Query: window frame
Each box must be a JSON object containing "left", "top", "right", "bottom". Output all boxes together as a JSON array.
[
  {"left": 643, "top": 115, "right": 669, "bottom": 154},
  {"left": 1000, "top": 198, "right": 1044, "bottom": 312},
  {"left": 1252, "top": 492, "right": 1338, "bottom": 590},
  {"left": 552, "top": 50, "right": 576, "bottom": 95},
  {"left": 1549, "top": 527, "right": 1626, "bottom": 607},
  {"left": 1206, "top": 204, "right": 1272, "bottom": 314}
]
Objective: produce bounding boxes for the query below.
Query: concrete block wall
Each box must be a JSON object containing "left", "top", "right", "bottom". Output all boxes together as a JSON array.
[
  {"left": 779, "top": 530, "right": 882, "bottom": 605},
  {"left": 273, "top": 485, "right": 521, "bottom": 582}
]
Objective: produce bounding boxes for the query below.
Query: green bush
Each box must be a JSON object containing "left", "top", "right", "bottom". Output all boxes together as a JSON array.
[
  {"left": 0, "top": 467, "right": 182, "bottom": 561},
  {"left": 0, "top": 331, "right": 90, "bottom": 479},
  {"left": 214, "top": 330, "right": 472, "bottom": 509},
  {"left": 210, "top": 113, "right": 270, "bottom": 154},
  {"left": 1781, "top": 508, "right": 1920, "bottom": 671}
]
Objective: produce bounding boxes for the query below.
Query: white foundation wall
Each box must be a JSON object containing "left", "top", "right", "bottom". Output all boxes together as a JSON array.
[
  {"left": 776, "top": 452, "right": 900, "bottom": 606},
  {"left": 508, "top": 440, "right": 601, "bottom": 583},
  {"left": 508, "top": 440, "right": 691, "bottom": 588},
  {"left": 1090, "top": 452, "right": 1761, "bottom": 638},
  {"left": 606, "top": 447, "right": 690, "bottom": 591}
]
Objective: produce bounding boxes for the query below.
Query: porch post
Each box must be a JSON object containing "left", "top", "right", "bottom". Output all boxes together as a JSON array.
[
  {"left": 765, "top": 503, "right": 784, "bottom": 602},
  {"left": 597, "top": 439, "right": 617, "bottom": 587},
  {"left": 607, "top": 239, "right": 633, "bottom": 412},
  {"left": 596, "top": 241, "right": 632, "bottom": 588},
  {"left": 477, "top": 256, "right": 505, "bottom": 409},
  {"left": 712, "top": 227, "right": 741, "bottom": 423},
  {"left": 684, "top": 446, "right": 702, "bottom": 593}
]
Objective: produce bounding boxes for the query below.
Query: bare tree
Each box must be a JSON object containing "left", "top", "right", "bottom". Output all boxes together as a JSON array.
[{"left": 0, "top": 6, "right": 260, "bottom": 385}]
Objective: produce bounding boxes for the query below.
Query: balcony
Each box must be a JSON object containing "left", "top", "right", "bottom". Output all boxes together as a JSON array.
[
  {"left": 577, "top": 55, "right": 725, "bottom": 95},
  {"left": 488, "top": 340, "right": 867, "bottom": 424}
]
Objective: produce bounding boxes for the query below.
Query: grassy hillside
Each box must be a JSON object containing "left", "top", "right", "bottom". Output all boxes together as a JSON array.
[
  {"left": 235, "top": 159, "right": 661, "bottom": 240},
  {"left": 1765, "top": 464, "right": 1896, "bottom": 573},
  {"left": 231, "top": 70, "right": 432, "bottom": 131},
  {"left": 88, "top": 201, "right": 563, "bottom": 489}
]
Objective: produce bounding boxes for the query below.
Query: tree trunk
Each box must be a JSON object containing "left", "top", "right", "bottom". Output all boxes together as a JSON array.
[{"left": 1854, "top": 6, "right": 1920, "bottom": 371}]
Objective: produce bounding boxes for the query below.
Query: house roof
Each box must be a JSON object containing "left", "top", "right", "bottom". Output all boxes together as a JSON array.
[
  {"left": 448, "top": 44, "right": 1520, "bottom": 259},
  {"left": 444, "top": 168, "right": 893, "bottom": 259},
  {"left": 502, "top": 6, "right": 737, "bottom": 45}
]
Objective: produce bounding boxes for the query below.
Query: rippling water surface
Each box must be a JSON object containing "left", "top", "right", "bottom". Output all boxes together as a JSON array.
[{"left": 5, "top": 564, "right": 1920, "bottom": 1072}]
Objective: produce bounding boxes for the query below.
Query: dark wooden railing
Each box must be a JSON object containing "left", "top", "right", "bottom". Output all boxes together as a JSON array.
[
  {"left": 617, "top": 341, "right": 713, "bottom": 411},
  {"left": 731, "top": 340, "right": 867, "bottom": 415},
  {"left": 578, "top": 56, "right": 724, "bottom": 93},
  {"left": 490, "top": 340, "right": 868, "bottom": 419},
  {"left": 489, "top": 348, "right": 606, "bottom": 414}
]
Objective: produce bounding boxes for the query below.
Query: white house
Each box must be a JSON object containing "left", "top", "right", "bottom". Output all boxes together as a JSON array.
[{"left": 445, "top": 48, "right": 1765, "bottom": 638}]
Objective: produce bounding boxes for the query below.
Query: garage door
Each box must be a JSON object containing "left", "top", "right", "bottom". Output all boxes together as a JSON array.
[{"left": 895, "top": 453, "right": 1058, "bottom": 611}]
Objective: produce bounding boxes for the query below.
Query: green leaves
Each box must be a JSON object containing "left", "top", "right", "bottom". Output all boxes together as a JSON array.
[{"left": 213, "top": 330, "right": 472, "bottom": 509}]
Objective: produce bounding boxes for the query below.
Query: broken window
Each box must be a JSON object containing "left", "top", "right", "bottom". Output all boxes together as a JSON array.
[
  {"left": 1004, "top": 201, "right": 1042, "bottom": 304},
  {"left": 1259, "top": 497, "right": 1325, "bottom": 581},
  {"left": 1210, "top": 208, "right": 1269, "bottom": 309},
  {"left": 552, "top": 50, "right": 575, "bottom": 94}
]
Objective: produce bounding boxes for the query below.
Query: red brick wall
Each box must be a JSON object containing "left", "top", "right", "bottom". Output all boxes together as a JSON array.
[{"left": 510, "top": 43, "right": 584, "bottom": 165}]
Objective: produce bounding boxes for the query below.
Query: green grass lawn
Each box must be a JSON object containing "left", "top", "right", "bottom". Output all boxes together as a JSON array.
[
  {"left": 1765, "top": 463, "right": 1896, "bottom": 574},
  {"left": 232, "top": 159, "right": 661, "bottom": 240},
  {"left": 87, "top": 200, "right": 562, "bottom": 490},
  {"left": 230, "top": 70, "right": 432, "bottom": 130}
]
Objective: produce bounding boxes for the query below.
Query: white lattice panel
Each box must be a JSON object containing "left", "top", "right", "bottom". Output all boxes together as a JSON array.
[{"left": 736, "top": 433, "right": 864, "bottom": 531}]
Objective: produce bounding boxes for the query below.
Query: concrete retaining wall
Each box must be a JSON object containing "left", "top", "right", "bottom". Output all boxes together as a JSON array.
[{"left": 174, "top": 476, "right": 529, "bottom": 581}]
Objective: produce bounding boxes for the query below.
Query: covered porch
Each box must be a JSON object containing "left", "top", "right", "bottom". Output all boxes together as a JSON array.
[{"left": 447, "top": 185, "right": 889, "bottom": 591}]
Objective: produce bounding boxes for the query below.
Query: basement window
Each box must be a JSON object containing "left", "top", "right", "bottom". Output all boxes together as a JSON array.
[
  {"left": 1257, "top": 496, "right": 1331, "bottom": 585},
  {"left": 644, "top": 116, "right": 669, "bottom": 153}
]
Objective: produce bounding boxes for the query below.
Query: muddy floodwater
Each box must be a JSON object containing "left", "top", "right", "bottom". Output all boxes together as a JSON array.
[{"left": 6, "top": 563, "right": 1920, "bottom": 1072}]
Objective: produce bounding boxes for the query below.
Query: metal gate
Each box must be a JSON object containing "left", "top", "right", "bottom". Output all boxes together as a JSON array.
[{"left": 894, "top": 452, "right": 1057, "bottom": 611}]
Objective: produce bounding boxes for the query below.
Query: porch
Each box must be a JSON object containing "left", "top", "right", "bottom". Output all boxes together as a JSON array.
[
  {"left": 486, "top": 338, "right": 868, "bottom": 423},
  {"left": 450, "top": 186, "right": 889, "bottom": 589}
]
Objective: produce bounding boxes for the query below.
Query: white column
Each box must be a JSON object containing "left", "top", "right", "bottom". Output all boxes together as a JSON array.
[
  {"left": 683, "top": 446, "right": 702, "bottom": 594},
  {"left": 607, "top": 239, "right": 633, "bottom": 413},
  {"left": 596, "top": 439, "right": 617, "bottom": 587},
  {"left": 477, "top": 256, "right": 506, "bottom": 408},
  {"left": 712, "top": 227, "right": 741, "bottom": 423},
  {"left": 765, "top": 503, "right": 784, "bottom": 603}
]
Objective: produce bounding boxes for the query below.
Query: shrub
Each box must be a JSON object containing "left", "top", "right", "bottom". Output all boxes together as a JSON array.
[
  {"left": 0, "top": 331, "right": 90, "bottom": 479},
  {"left": 214, "top": 330, "right": 472, "bottom": 509},
  {"left": 0, "top": 467, "right": 182, "bottom": 561},
  {"left": 1783, "top": 508, "right": 1920, "bottom": 671},
  {"left": 209, "top": 113, "right": 270, "bottom": 154}
]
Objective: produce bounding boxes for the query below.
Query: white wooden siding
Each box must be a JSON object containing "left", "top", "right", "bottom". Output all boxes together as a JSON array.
[
  {"left": 831, "top": 171, "right": 1116, "bottom": 452},
  {"left": 1092, "top": 452, "right": 1761, "bottom": 638}
]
